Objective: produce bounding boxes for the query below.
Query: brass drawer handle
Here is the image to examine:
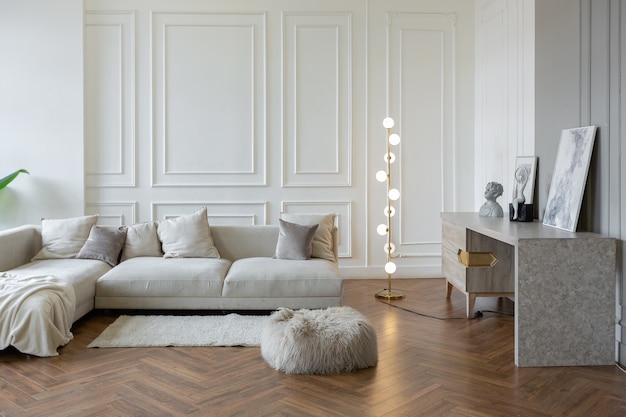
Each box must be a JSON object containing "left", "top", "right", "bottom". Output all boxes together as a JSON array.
[{"left": 457, "top": 249, "right": 498, "bottom": 267}]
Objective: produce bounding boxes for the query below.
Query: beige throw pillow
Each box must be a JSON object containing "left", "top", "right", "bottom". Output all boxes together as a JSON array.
[
  {"left": 120, "top": 221, "right": 163, "bottom": 261},
  {"left": 280, "top": 213, "right": 336, "bottom": 261},
  {"left": 157, "top": 207, "right": 220, "bottom": 258},
  {"left": 32, "top": 214, "right": 99, "bottom": 260}
]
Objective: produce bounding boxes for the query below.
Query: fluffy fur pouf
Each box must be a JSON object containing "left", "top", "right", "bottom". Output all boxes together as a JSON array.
[{"left": 261, "top": 306, "right": 378, "bottom": 374}]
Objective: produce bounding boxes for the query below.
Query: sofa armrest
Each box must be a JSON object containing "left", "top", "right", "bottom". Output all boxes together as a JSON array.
[{"left": 0, "top": 225, "right": 41, "bottom": 271}]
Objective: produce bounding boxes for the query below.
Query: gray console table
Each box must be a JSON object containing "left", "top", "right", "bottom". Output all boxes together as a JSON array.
[{"left": 441, "top": 212, "right": 616, "bottom": 367}]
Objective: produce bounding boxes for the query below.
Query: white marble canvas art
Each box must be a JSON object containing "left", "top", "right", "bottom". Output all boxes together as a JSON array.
[{"left": 543, "top": 126, "right": 596, "bottom": 231}]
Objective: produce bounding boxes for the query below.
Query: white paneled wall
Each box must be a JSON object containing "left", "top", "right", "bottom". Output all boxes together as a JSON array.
[
  {"left": 366, "top": 0, "right": 475, "bottom": 277},
  {"left": 84, "top": 11, "right": 136, "bottom": 188},
  {"left": 391, "top": 12, "right": 455, "bottom": 266},
  {"left": 283, "top": 12, "right": 352, "bottom": 187},
  {"left": 474, "top": 0, "right": 535, "bottom": 212},
  {"left": 84, "top": 0, "right": 477, "bottom": 277},
  {"left": 152, "top": 12, "right": 266, "bottom": 187}
]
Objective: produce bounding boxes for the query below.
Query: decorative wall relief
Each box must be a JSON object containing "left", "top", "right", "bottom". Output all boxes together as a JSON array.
[{"left": 509, "top": 156, "right": 537, "bottom": 222}]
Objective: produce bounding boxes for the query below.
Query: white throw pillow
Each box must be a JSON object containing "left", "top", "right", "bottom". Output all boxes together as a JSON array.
[
  {"left": 280, "top": 213, "right": 336, "bottom": 261},
  {"left": 120, "top": 221, "right": 163, "bottom": 261},
  {"left": 156, "top": 207, "right": 220, "bottom": 258},
  {"left": 32, "top": 214, "right": 99, "bottom": 260}
]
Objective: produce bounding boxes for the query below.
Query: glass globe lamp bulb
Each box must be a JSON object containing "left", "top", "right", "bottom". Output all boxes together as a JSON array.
[
  {"left": 384, "top": 152, "right": 396, "bottom": 163},
  {"left": 384, "top": 242, "right": 396, "bottom": 254},
  {"left": 388, "top": 188, "right": 400, "bottom": 200},
  {"left": 376, "top": 224, "right": 388, "bottom": 236},
  {"left": 384, "top": 205, "right": 395, "bottom": 217},
  {"left": 376, "top": 170, "right": 387, "bottom": 182},
  {"left": 384, "top": 261, "right": 397, "bottom": 274},
  {"left": 382, "top": 117, "right": 395, "bottom": 129},
  {"left": 389, "top": 133, "right": 400, "bottom": 146}
]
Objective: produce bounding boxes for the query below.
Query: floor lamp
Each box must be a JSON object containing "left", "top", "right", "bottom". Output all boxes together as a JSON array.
[{"left": 375, "top": 116, "right": 405, "bottom": 300}]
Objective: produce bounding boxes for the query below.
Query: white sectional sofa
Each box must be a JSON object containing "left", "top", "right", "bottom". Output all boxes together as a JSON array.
[{"left": 0, "top": 208, "right": 343, "bottom": 356}]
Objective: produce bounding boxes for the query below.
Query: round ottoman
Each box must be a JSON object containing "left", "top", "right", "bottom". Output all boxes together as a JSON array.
[{"left": 261, "top": 306, "right": 378, "bottom": 374}]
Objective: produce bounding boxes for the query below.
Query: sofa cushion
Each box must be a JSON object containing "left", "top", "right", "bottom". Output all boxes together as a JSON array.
[
  {"left": 222, "top": 257, "right": 342, "bottom": 298},
  {"left": 210, "top": 226, "right": 278, "bottom": 261},
  {"left": 157, "top": 207, "right": 220, "bottom": 258},
  {"left": 273, "top": 219, "right": 318, "bottom": 260},
  {"left": 76, "top": 225, "right": 127, "bottom": 266},
  {"left": 32, "top": 215, "right": 99, "bottom": 260},
  {"left": 120, "top": 221, "right": 162, "bottom": 261},
  {"left": 280, "top": 213, "right": 336, "bottom": 262},
  {"left": 96, "top": 257, "right": 231, "bottom": 298}
]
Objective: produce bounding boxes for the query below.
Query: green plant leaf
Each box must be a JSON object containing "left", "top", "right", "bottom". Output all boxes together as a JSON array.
[{"left": 0, "top": 169, "right": 29, "bottom": 190}]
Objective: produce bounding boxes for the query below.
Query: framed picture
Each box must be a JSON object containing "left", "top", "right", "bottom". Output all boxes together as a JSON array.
[
  {"left": 543, "top": 126, "right": 597, "bottom": 232},
  {"left": 510, "top": 156, "right": 537, "bottom": 220}
]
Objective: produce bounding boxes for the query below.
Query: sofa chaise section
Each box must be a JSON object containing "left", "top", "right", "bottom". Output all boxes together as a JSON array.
[
  {"left": 0, "top": 217, "right": 113, "bottom": 356},
  {"left": 0, "top": 224, "right": 111, "bottom": 322}
]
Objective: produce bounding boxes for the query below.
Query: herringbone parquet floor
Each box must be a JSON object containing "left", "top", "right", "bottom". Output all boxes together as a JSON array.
[{"left": 1, "top": 278, "right": 625, "bottom": 416}]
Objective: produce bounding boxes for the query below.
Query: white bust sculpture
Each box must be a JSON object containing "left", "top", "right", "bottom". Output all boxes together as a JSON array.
[{"left": 479, "top": 182, "right": 504, "bottom": 217}]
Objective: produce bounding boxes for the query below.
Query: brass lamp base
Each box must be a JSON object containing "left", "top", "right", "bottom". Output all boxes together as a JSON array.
[{"left": 375, "top": 289, "right": 405, "bottom": 300}]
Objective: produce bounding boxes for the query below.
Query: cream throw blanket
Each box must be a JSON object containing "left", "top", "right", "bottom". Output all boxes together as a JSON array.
[{"left": 0, "top": 273, "right": 76, "bottom": 357}]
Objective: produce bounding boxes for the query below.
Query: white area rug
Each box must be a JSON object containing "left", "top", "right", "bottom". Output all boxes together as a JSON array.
[{"left": 88, "top": 314, "right": 269, "bottom": 348}]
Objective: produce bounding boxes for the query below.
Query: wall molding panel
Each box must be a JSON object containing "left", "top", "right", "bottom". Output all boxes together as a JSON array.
[
  {"left": 610, "top": 0, "right": 626, "bottom": 366},
  {"left": 385, "top": 12, "right": 455, "bottom": 270},
  {"left": 282, "top": 12, "right": 352, "bottom": 187},
  {"left": 152, "top": 201, "right": 268, "bottom": 225},
  {"left": 84, "top": 11, "right": 136, "bottom": 187},
  {"left": 282, "top": 201, "right": 352, "bottom": 258},
  {"left": 85, "top": 201, "right": 138, "bottom": 226},
  {"left": 152, "top": 12, "right": 267, "bottom": 187}
]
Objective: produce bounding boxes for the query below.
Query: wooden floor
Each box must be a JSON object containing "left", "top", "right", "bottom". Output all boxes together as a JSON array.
[{"left": 1, "top": 278, "right": 625, "bottom": 417}]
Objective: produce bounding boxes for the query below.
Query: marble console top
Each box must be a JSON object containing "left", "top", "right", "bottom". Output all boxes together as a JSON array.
[{"left": 441, "top": 212, "right": 611, "bottom": 247}]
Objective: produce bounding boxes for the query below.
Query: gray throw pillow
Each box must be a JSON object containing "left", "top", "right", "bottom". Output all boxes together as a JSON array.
[
  {"left": 76, "top": 225, "right": 127, "bottom": 267},
  {"left": 280, "top": 213, "right": 336, "bottom": 261},
  {"left": 273, "top": 219, "right": 319, "bottom": 260}
]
